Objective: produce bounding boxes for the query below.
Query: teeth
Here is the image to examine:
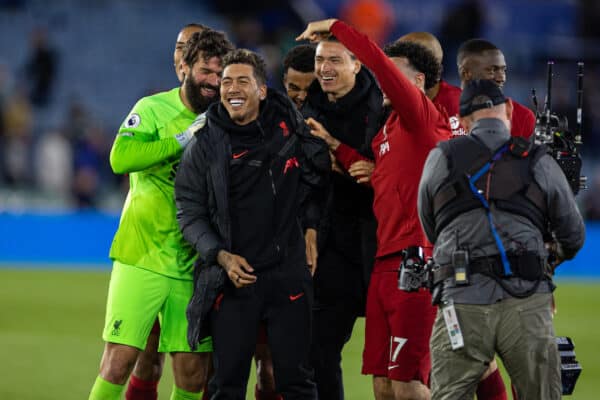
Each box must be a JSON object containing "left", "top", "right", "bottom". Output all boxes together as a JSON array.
[
  {"left": 322, "top": 76, "right": 334, "bottom": 81},
  {"left": 229, "top": 99, "right": 244, "bottom": 106}
]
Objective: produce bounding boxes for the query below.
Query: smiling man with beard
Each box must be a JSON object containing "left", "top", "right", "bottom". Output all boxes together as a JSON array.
[{"left": 88, "top": 29, "right": 233, "bottom": 400}]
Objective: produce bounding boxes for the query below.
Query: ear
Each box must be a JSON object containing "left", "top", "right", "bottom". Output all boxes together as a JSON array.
[
  {"left": 259, "top": 84, "right": 267, "bottom": 100},
  {"left": 459, "top": 66, "right": 470, "bottom": 86},
  {"left": 353, "top": 60, "right": 362, "bottom": 75},
  {"left": 181, "top": 61, "right": 191, "bottom": 79},
  {"left": 505, "top": 98, "right": 514, "bottom": 122},
  {"left": 459, "top": 115, "right": 472, "bottom": 133},
  {"left": 415, "top": 72, "right": 426, "bottom": 90}
]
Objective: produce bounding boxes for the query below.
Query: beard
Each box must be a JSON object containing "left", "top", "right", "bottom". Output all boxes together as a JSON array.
[{"left": 183, "top": 75, "right": 219, "bottom": 114}]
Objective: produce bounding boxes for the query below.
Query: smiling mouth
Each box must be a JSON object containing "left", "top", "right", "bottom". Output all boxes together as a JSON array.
[
  {"left": 228, "top": 98, "right": 245, "bottom": 108},
  {"left": 321, "top": 76, "right": 335, "bottom": 83},
  {"left": 201, "top": 87, "right": 217, "bottom": 97}
]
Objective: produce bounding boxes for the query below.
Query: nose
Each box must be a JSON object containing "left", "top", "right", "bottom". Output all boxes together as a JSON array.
[
  {"left": 208, "top": 72, "right": 220, "bottom": 87},
  {"left": 297, "top": 90, "right": 308, "bottom": 102}
]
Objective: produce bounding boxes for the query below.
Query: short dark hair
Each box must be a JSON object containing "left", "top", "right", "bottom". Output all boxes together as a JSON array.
[
  {"left": 457, "top": 39, "right": 500, "bottom": 66},
  {"left": 182, "top": 29, "right": 234, "bottom": 68},
  {"left": 317, "top": 35, "right": 357, "bottom": 60},
  {"left": 383, "top": 41, "right": 441, "bottom": 90},
  {"left": 182, "top": 22, "right": 208, "bottom": 31},
  {"left": 223, "top": 49, "right": 268, "bottom": 86},
  {"left": 283, "top": 44, "right": 316, "bottom": 74}
]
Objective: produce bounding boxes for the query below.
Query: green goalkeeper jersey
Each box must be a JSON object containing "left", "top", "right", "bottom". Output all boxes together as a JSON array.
[{"left": 109, "top": 87, "right": 198, "bottom": 280}]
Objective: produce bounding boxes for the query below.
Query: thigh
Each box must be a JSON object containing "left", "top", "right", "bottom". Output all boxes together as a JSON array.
[
  {"left": 159, "top": 276, "right": 212, "bottom": 353},
  {"left": 430, "top": 304, "right": 494, "bottom": 400},
  {"left": 211, "top": 283, "right": 261, "bottom": 397},
  {"left": 498, "top": 293, "right": 561, "bottom": 400},
  {"left": 102, "top": 261, "right": 167, "bottom": 350},
  {"left": 385, "top": 284, "right": 437, "bottom": 384},
  {"left": 362, "top": 271, "right": 389, "bottom": 377}
]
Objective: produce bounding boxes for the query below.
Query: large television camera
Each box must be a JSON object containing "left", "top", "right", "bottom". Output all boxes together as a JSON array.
[{"left": 532, "top": 61, "right": 587, "bottom": 195}]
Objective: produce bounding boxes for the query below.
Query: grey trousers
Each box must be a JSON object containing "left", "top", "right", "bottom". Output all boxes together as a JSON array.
[{"left": 430, "top": 293, "right": 561, "bottom": 400}]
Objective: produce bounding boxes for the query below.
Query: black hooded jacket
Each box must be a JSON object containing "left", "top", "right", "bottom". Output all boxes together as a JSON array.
[{"left": 175, "top": 88, "right": 330, "bottom": 346}]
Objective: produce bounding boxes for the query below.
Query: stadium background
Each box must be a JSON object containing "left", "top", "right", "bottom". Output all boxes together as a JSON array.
[{"left": 0, "top": 0, "right": 598, "bottom": 398}]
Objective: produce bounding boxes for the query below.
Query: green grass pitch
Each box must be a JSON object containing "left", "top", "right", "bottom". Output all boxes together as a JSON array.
[{"left": 0, "top": 268, "right": 597, "bottom": 399}]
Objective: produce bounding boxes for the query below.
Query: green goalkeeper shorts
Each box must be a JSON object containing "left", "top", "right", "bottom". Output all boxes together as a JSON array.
[{"left": 102, "top": 260, "right": 212, "bottom": 353}]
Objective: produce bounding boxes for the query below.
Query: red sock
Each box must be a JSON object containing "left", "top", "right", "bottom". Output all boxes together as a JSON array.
[
  {"left": 125, "top": 375, "right": 158, "bottom": 400},
  {"left": 255, "top": 384, "right": 283, "bottom": 400},
  {"left": 476, "top": 368, "right": 508, "bottom": 400}
]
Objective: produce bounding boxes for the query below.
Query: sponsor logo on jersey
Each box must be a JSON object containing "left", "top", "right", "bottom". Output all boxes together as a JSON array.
[{"left": 123, "top": 113, "right": 141, "bottom": 128}]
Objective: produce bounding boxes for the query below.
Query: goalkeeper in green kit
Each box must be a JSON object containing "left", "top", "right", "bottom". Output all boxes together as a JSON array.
[{"left": 88, "top": 29, "right": 233, "bottom": 400}]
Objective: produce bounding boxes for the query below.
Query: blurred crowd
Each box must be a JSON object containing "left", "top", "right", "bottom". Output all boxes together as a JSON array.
[{"left": 1, "top": 0, "right": 600, "bottom": 218}]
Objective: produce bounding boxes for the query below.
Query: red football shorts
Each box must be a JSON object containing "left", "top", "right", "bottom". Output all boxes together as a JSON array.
[{"left": 362, "top": 255, "right": 437, "bottom": 384}]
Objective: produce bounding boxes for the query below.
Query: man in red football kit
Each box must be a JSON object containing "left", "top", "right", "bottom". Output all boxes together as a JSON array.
[
  {"left": 457, "top": 38, "right": 536, "bottom": 139},
  {"left": 397, "top": 32, "right": 464, "bottom": 137},
  {"left": 399, "top": 32, "right": 509, "bottom": 400},
  {"left": 298, "top": 19, "right": 451, "bottom": 400}
]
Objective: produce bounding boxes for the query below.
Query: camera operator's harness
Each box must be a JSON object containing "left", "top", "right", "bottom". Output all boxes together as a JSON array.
[{"left": 427, "top": 134, "right": 552, "bottom": 297}]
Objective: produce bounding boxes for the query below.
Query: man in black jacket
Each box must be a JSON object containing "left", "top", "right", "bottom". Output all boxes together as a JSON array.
[
  {"left": 175, "top": 49, "right": 330, "bottom": 400},
  {"left": 300, "top": 35, "right": 384, "bottom": 400}
]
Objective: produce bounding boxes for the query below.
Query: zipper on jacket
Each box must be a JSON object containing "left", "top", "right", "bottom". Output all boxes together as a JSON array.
[{"left": 257, "top": 120, "right": 280, "bottom": 255}]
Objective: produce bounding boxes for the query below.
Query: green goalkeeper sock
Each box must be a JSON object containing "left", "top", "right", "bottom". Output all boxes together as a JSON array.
[
  {"left": 170, "top": 384, "right": 203, "bottom": 400},
  {"left": 88, "top": 375, "right": 125, "bottom": 400}
]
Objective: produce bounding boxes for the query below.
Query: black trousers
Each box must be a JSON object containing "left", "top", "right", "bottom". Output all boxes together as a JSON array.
[
  {"left": 311, "top": 244, "right": 371, "bottom": 400},
  {"left": 210, "top": 254, "right": 316, "bottom": 400}
]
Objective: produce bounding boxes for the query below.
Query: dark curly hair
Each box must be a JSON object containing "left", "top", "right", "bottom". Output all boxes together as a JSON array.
[
  {"left": 222, "top": 49, "right": 268, "bottom": 86},
  {"left": 283, "top": 44, "right": 316, "bottom": 74},
  {"left": 182, "top": 29, "right": 234, "bottom": 68},
  {"left": 383, "top": 41, "right": 441, "bottom": 90}
]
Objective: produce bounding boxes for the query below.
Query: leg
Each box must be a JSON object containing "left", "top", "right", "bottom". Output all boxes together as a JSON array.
[
  {"left": 127, "top": 320, "right": 165, "bottom": 400},
  {"left": 211, "top": 284, "right": 261, "bottom": 399},
  {"left": 476, "top": 359, "right": 508, "bottom": 400},
  {"left": 496, "top": 294, "right": 561, "bottom": 400},
  {"left": 131, "top": 320, "right": 165, "bottom": 381},
  {"left": 254, "top": 333, "right": 281, "bottom": 400},
  {"left": 268, "top": 260, "right": 317, "bottom": 400},
  {"left": 171, "top": 352, "right": 210, "bottom": 392},
  {"left": 99, "top": 342, "right": 141, "bottom": 384},
  {"left": 430, "top": 304, "right": 496, "bottom": 400},
  {"left": 160, "top": 273, "right": 214, "bottom": 398},
  {"left": 373, "top": 376, "right": 394, "bottom": 400},
  {"left": 90, "top": 262, "right": 167, "bottom": 400},
  {"left": 391, "top": 380, "right": 430, "bottom": 400},
  {"left": 311, "top": 303, "right": 357, "bottom": 400},
  {"left": 311, "top": 247, "right": 361, "bottom": 400}
]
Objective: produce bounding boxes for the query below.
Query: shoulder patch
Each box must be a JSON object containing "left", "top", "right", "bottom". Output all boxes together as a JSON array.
[{"left": 123, "top": 113, "right": 141, "bottom": 128}]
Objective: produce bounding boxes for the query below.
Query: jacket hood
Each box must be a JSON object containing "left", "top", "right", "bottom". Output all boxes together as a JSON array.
[{"left": 206, "top": 88, "right": 298, "bottom": 137}]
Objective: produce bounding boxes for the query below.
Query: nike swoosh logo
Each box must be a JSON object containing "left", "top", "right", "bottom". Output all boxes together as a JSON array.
[
  {"left": 388, "top": 365, "right": 399, "bottom": 370},
  {"left": 232, "top": 150, "right": 249, "bottom": 159},
  {"left": 289, "top": 292, "right": 304, "bottom": 301}
]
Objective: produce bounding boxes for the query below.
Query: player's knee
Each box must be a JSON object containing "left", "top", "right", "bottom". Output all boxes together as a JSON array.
[
  {"left": 392, "top": 380, "right": 430, "bottom": 400},
  {"left": 133, "top": 351, "right": 165, "bottom": 381},
  {"left": 392, "top": 381, "right": 431, "bottom": 400},
  {"left": 100, "top": 343, "right": 140, "bottom": 384},
  {"left": 373, "top": 376, "right": 393, "bottom": 399},
  {"left": 171, "top": 352, "right": 208, "bottom": 392}
]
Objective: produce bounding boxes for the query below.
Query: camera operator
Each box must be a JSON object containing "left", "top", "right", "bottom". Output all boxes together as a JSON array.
[{"left": 417, "top": 79, "right": 585, "bottom": 400}]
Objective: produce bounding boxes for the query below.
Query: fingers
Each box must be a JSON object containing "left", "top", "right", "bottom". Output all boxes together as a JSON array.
[{"left": 226, "top": 255, "right": 256, "bottom": 287}]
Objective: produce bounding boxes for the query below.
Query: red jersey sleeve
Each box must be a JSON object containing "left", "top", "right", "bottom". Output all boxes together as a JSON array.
[
  {"left": 330, "top": 20, "right": 440, "bottom": 136},
  {"left": 335, "top": 142, "right": 370, "bottom": 170},
  {"left": 510, "top": 98, "right": 536, "bottom": 138}
]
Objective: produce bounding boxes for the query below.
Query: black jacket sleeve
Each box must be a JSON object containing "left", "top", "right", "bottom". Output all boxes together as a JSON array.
[
  {"left": 175, "top": 134, "right": 225, "bottom": 265},
  {"left": 295, "top": 112, "right": 331, "bottom": 230}
]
